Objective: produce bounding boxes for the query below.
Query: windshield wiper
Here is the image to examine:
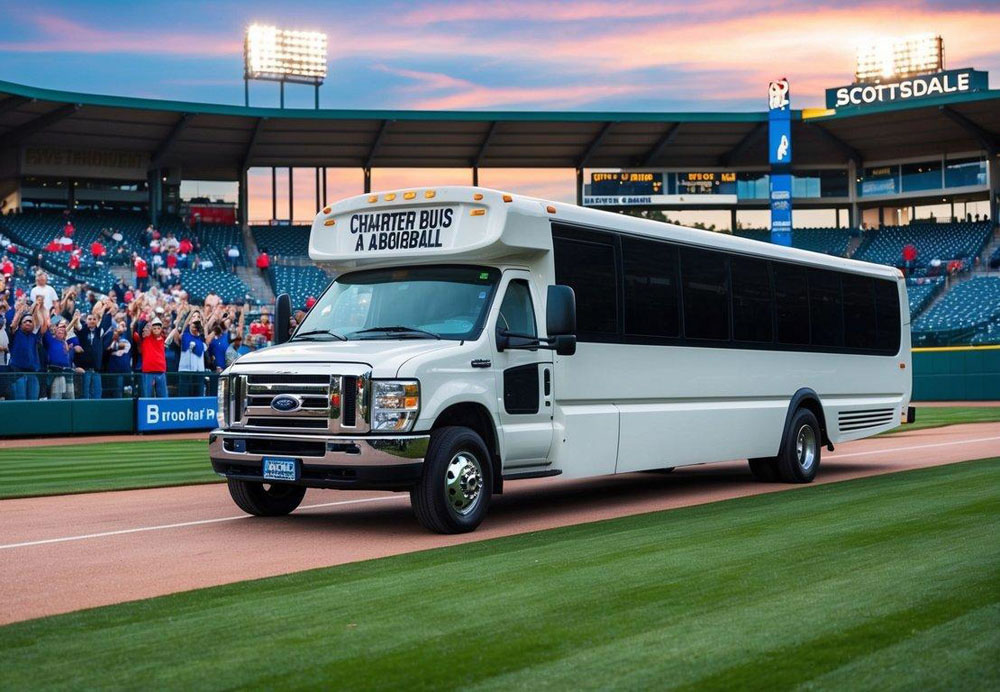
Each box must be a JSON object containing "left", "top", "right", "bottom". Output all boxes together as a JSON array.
[
  {"left": 352, "top": 326, "right": 441, "bottom": 340},
  {"left": 291, "top": 329, "right": 347, "bottom": 341}
]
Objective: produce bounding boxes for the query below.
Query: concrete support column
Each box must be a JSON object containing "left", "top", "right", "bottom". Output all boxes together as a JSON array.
[
  {"left": 271, "top": 167, "right": 276, "bottom": 222},
  {"left": 730, "top": 208, "right": 738, "bottom": 232},
  {"left": 287, "top": 167, "right": 293, "bottom": 223},
  {"left": 315, "top": 168, "right": 320, "bottom": 212},
  {"left": 575, "top": 168, "right": 583, "bottom": 206},
  {"left": 147, "top": 169, "right": 161, "bottom": 226},
  {"left": 989, "top": 156, "right": 1000, "bottom": 224},
  {"left": 238, "top": 168, "right": 248, "bottom": 230},
  {"left": 472, "top": 167, "right": 479, "bottom": 187},
  {"left": 363, "top": 167, "right": 372, "bottom": 194},
  {"left": 847, "top": 159, "right": 859, "bottom": 229},
  {"left": 835, "top": 207, "right": 841, "bottom": 228},
  {"left": 322, "top": 168, "right": 327, "bottom": 206}
]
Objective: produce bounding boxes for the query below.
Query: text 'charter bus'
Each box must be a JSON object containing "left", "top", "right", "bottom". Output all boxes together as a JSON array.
[{"left": 210, "top": 187, "right": 912, "bottom": 533}]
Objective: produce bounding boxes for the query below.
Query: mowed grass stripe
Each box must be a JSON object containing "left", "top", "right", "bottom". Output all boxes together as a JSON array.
[
  {"left": 0, "top": 440, "right": 218, "bottom": 498},
  {"left": 1, "top": 459, "right": 997, "bottom": 690}
]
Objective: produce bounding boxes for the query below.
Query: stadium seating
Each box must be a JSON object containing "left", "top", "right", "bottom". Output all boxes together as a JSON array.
[
  {"left": 911, "top": 276, "right": 1000, "bottom": 344},
  {"left": 178, "top": 269, "right": 251, "bottom": 304},
  {"left": 853, "top": 222, "right": 992, "bottom": 268},
  {"left": 271, "top": 265, "right": 331, "bottom": 309},
  {"left": 734, "top": 227, "right": 850, "bottom": 256},
  {"left": 193, "top": 224, "right": 246, "bottom": 267},
  {"left": 252, "top": 225, "right": 311, "bottom": 259},
  {"left": 905, "top": 279, "right": 943, "bottom": 320}
]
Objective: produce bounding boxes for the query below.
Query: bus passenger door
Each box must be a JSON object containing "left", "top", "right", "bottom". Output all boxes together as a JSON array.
[{"left": 491, "top": 275, "right": 554, "bottom": 469}]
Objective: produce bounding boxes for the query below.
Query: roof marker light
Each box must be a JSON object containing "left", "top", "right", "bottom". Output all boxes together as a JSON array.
[
  {"left": 385, "top": 193, "right": 397, "bottom": 201},
  {"left": 322, "top": 206, "right": 331, "bottom": 214},
  {"left": 424, "top": 190, "right": 436, "bottom": 199},
  {"left": 502, "top": 194, "right": 512, "bottom": 203},
  {"left": 470, "top": 209, "right": 486, "bottom": 216},
  {"left": 368, "top": 195, "right": 378, "bottom": 203},
  {"left": 473, "top": 193, "right": 484, "bottom": 201},
  {"left": 324, "top": 219, "right": 335, "bottom": 226},
  {"left": 546, "top": 205, "right": 557, "bottom": 214},
  {"left": 403, "top": 191, "right": 416, "bottom": 200}
]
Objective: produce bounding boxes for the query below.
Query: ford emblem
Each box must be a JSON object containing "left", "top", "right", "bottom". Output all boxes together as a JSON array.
[{"left": 270, "top": 394, "right": 302, "bottom": 413}]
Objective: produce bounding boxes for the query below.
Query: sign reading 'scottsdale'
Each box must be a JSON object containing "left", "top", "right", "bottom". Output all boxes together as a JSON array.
[
  {"left": 825, "top": 68, "right": 988, "bottom": 110},
  {"left": 349, "top": 207, "right": 453, "bottom": 252}
]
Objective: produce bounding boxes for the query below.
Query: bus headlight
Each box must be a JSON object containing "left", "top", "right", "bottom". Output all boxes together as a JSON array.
[
  {"left": 217, "top": 376, "right": 229, "bottom": 428},
  {"left": 371, "top": 380, "right": 419, "bottom": 432}
]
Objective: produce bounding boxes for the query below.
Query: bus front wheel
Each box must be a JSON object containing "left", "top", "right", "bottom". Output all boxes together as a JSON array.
[{"left": 410, "top": 426, "right": 493, "bottom": 534}]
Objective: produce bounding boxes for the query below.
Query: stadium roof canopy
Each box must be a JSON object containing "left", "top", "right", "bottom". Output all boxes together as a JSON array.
[{"left": 0, "top": 79, "right": 998, "bottom": 181}]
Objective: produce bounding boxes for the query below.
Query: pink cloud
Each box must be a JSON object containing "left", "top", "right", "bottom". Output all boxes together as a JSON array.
[{"left": 0, "top": 14, "right": 240, "bottom": 56}]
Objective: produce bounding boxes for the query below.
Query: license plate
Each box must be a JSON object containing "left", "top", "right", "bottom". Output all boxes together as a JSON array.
[{"left": 262, "top": 457, "right": 298, "bottom": 482}]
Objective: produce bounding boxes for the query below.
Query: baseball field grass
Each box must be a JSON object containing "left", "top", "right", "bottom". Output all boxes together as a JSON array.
[
  {"left": 0, "top": 440, "right": 219, "bottom": 499},
  {"left": 2, "top": 458, "right": 997, "bottom": 689}
]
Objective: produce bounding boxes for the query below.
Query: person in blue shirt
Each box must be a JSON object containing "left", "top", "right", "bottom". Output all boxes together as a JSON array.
[
  {"left": 206, "top": 323, "right": 228, "bottom": 395},
  {"left": 104, "top": 314, "right": 133, "bottom": 399},
  {"left": 43, "top": 319, "right": 81, "bottom": 399},
  {"left": 7, "top": 296, "right": 47, "bottom": 400},
  {"left": 174, "top": 309, "right": 207, "bottom": 397}
]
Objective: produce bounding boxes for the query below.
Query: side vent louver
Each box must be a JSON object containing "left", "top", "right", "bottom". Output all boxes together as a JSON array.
[{"left": 838, "top": 408, "right": 894, "bottom": 433}]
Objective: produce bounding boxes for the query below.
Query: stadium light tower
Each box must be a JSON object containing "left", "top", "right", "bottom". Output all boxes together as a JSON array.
[
  {"left": 243, "top": 24, "right": 328, "bottom": 108},
  {"left": 855, "top": 33, "right": 943, "bottom": 83}
]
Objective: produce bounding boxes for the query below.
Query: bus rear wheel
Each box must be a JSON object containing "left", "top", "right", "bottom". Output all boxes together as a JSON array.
[
  {"left": 227, "top": 479, "right": 306, "bottom": 516},
  {"left": 410, "top": 426, "right": 493, "bottom": 534},
  {"left": 775, "top": 408, "right": 822, "bottom": 483}
]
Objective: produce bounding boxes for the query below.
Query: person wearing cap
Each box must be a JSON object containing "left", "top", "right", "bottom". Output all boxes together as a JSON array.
[
  {"left": 138, "top": 315, "right": 177, "bottom": 398},
  {"left": 225, "top": 334, "right": 244, "bottom": 367},
  {"left": 43, "top": 317, "right": 81, "bottom": 400},
  {"left": 8, "top": 296, "right": 47, "bottom": 400}
]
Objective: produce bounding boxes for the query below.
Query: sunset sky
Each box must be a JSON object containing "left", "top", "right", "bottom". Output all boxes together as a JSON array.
[{"left": 2, "top": 0, "right": 999, "bottom": 223}]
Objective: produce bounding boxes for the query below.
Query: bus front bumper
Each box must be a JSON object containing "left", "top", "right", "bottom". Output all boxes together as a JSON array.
[{"left": 209, "top": 430, "right": 429, "bottom": 490}]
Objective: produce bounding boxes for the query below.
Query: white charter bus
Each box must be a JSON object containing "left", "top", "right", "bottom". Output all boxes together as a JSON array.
[{"left": 210, "top": 187, "right": 912, "bottom": 533}]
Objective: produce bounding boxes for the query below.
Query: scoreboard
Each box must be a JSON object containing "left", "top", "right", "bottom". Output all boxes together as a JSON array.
[
  {"left": 583, "top": 170, "right": 739, "bottom": 207},
  {"left": 590, "top": 172, "right": 663, "bottom": 196}
]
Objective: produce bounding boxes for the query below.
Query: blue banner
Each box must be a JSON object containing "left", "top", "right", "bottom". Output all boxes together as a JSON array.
[
  {"left": 770, "top": 174, "right": 793, "bottom": 245},
  {"left": 137, "top": 397, "right": 217, "bottom": 432},
  {"left": 768, "top": 110, "right": 791, "bottom": 165}
]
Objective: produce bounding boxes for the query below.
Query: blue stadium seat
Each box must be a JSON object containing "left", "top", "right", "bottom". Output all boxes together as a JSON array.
[
  {"left": 271, "top": 265, "right": 332, "bottom": 309},
  {"left": 853, "top": 222, "right": 991, "bottom": 268},
  {"left": 734, "top": 227, "right": 850, "bottom": 256},
  {"left": 911, "top": 277, "right": 1000, "bottom": 345},
  {"left": 905, "top": 279, "right": 943, "bottom": 320},
  {"left": 252, "top": 225, "right": 311, "bottom": 260}
]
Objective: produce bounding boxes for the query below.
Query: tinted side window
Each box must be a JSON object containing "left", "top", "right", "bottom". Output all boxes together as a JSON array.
[
  {"left": 622, "top": 236, "right": 679, "bottom": 338},
  {"left": 680, "top": 247, "right": 730, "bottom": 341},
  {"left": 498, "top": 280, "right": 536, "bottom": 337},
  {"left": 842, "top": 274, "right": 877, "bottom": 350},
  {"left": 553, "top": 236, "right": 617, "bottom": 338},
  {"left": 772, "top": 262, "right": 810, "bottom": 345},
  {"left": 731, "top": 256, "right": 773, "bottom": 343},
  {"left": 875, "top": 279, "right": 901, "bottom": 354},
  {"left": 809, "top": 270, "right": 844, "bottom": 348}
]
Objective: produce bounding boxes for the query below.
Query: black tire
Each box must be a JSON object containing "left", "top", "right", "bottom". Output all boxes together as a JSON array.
[
  {"left": 748, "top": 458, "right": 779, "bottom": 482},
  {"left": 410, "top": 426, "right": 493, "bottom": 534},
  {"left": 775, "top": 408, "right": 822, "bottom": 483},
  {"left": 227, "top": 478, "right": 307, "bottom": 516}
]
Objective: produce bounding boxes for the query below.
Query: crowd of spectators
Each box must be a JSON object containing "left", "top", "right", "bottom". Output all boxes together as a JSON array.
[{"left": 0, "top": 268, "right": 282, "bottom": 401}]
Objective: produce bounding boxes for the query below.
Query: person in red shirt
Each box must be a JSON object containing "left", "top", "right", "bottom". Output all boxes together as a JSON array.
[
  {"left": 45, "top": 238, "right": 62, "bottom": 252},
  {"left": 134, "top": 253, "right": 149, "bottom": 291},
  {"left": 255, "top": 250, "right": 270, "bottom": 275},
  {"left": 166, "top": 250, "right": 178, "bottom": 269},
  {"left": 0, "top": 255, "right": 12, "bottom": 278},
  {"left": 68, "top": 252, "right": 80, "bottom": 270},
  {"left": 179, "top": 238, "right": 193, "bottom": 254},
  {"left": 63, "top": 221, "right": 75, "bottom": 237},
  {"left": 249, "top": 307, "right": 274, "bottom": 342},
  {"left": 138, "top": 317, "right": 174, "bottom": 398},
  {"left": 90, "top": 240, "right": 106, "bottom": 259},
  {"left": 305, "top": 295, "right": 317, "bottom": 310}
]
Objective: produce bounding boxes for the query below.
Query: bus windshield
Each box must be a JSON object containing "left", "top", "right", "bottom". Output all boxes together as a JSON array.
[{"left": 293, "top": 265, "right": 500, "bottom": 341}]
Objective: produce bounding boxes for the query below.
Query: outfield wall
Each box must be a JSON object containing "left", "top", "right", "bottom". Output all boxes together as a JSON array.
[{"left": 912, "top": 346, "right": 1000, "bottom": 401}]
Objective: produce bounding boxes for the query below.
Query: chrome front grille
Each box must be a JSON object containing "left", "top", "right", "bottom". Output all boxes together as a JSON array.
[{"left": 228, "top": 367, "right": 370, "bottom": 434}]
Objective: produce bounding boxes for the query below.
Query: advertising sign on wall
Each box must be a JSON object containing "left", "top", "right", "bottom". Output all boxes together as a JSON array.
[
  {"left": 136, "top": 397, "right": 217, "bottom": 432},
  {"left": 825, "top": 69, "right": 988, "bottom": 110}
]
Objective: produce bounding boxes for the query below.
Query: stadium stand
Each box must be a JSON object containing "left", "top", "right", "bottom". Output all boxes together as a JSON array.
[
  {"left": 252, "top": 225, "right": 310, "bottom": 260},
  {"left": 990, "top": 244, "right": 1000, "bottom": 270},
  {"left": 734, "top": 227, "right": 850, "bottom": 256},
  {"left": 271, "top": 265, "right": 331, "bottom": 309},
  {"left": 853, "top": 222, "right": 992, "bottom": 269},
  {"left": 911, "top": 276, "right": 1000, "bottom": 345},
  {"left": 905, "top": 279, "right": 944, "bottom": 320},
  {"left": 193, "top": 224, "right": 246, "bottom": 267},
  {"left": 178, "top": 268, "right": 251, "bottom": 303}
]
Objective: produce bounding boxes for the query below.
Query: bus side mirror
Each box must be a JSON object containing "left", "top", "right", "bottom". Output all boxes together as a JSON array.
[
  {"left": 552, "top": 334, "right": 576, "bottom": 356},
  {"left": 546, "top": 285, "right": 576, "bottom": 337},
  {"left": 274, "top": 293, "right": 292, "bottom": 345}
]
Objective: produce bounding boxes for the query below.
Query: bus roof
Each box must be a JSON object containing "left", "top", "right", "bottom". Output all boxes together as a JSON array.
[{"left": 309, "top": 186, "right": 901, "bottom": 280}]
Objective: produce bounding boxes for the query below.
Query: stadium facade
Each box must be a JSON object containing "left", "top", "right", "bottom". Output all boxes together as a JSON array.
[{"left": 0, "top": 77, "right": 997, "bottom": 229}]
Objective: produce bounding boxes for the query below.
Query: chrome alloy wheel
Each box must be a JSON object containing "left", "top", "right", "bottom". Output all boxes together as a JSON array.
[
  {"left": 445, "top": 451, "right": 484, "bottom": 516},
  {"left": 795, "top": 424, "right": 818, "bottom": 472}
]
